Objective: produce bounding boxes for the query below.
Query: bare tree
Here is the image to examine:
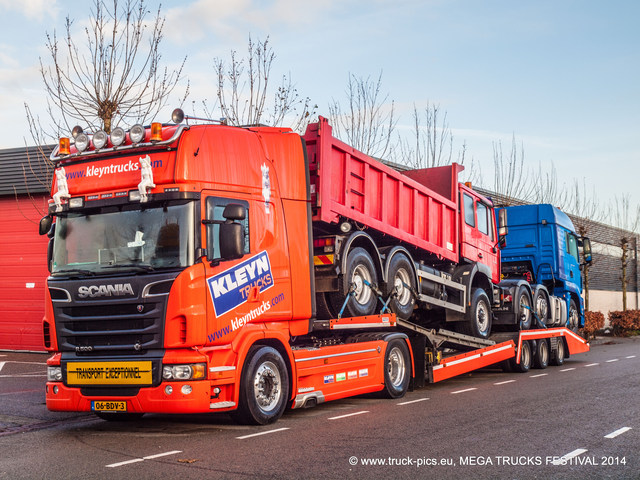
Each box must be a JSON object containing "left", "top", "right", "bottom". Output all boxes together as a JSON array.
[
  {"left": 531, "top": 161, "right": 570, "bottom": 209},
  {"left": 37, "top": 0, "right": 187, "bottom": 136},
  {"left": 488, "top": 135, "right": 537, "bottom": 207},
  {"left": 612, "top": 194, "right": 640, "bottom": 311},
  {"left": 395, "top": 103, "right": 480, "bottom": 185},
  {"left": 328, "top": 72, "right": 396, "bottom": 159},
  {"left": 212, "top": 36, "right": 316, "bottom": 131},
  {"left": 565, "top": 178, "right": 604, "bottom": 311}
]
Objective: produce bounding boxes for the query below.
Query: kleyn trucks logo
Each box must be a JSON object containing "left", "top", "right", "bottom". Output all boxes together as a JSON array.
[
  {"left": 64, "top": 158, "right": 163, "bottom": 180},
  {"left": 206, "top": 251, "right": 274, "bottom": 317}
]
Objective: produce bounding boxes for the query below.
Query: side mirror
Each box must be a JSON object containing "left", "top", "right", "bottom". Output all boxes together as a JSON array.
[
  {"left": 223, "top": 204, "right": 246, "bottom": 221},
  {"left": 219, "top": 223, "right": 244, "bottom": 260},
  {"left": 497, "top": 208, "right": 508, "bottom": 247},
  {"left": 582, "top": 237, "right": 592, "bottom": 264},
  {"left": 39, "top": 215, "right": 53, "bottom": 236}
]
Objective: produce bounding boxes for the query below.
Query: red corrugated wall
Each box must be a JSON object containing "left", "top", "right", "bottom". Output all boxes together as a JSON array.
[{"left": 0, "top": 194, "right": 49, "bottom": 351}]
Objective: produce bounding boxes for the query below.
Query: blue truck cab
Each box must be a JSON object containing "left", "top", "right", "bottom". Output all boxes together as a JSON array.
[{"left": 498, "top": 204, "right": 592, "bottom": 331}]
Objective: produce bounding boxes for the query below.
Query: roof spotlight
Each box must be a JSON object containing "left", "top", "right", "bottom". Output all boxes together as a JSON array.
[
  {"left": 172, "top": 108, "right": 185, "bottom": 124},
  {"left": 75, "top": 133, "right": 90, "bottom": 152},
  {"left": 129, "top": 124, "right": 145, "bottom": 144},
  {"left": 93, "top": 130, "right": 108, "bottom": 149},
  {"left": 111, "top": 127, "right": 125, "bottom": 146},
  {"left": 71, "top": 126, "right": 84, "bottom": 138}
]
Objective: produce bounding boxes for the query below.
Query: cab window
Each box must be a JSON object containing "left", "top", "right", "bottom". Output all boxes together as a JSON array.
[
  {"left": 477, "top": 202, "right": 489, "bottom": 236},
  {"left": 463, "top": 193, "right": 475, "bottom": 227},
  {"left": 205, "top": 197, "right": 250, "bottom": 260},
  {"left": 566, "top": 232, "right": 578, "bottom": 261}
]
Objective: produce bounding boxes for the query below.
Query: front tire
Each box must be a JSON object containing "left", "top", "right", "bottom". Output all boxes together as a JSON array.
[
  {"left": 234, "top": 346, "right": 289, "bottom": 425},
  {"left": 380, "top": 339, "right": 411, "bottom": 399},
  {"left": 567, "top": 298, "right": 579, "bottom": 332},
  {"left": 460, "top": 288, "right": 492, "bottom": 339}
]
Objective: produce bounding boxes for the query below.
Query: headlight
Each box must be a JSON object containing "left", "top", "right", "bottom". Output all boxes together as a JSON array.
[
  {"left": 93, "top": 130, "right": 108, "bottom": 149},
  {"left": 75, "top": 133, "right": 90, "bottom": 152},
  {"left": 162, "top": 363, "right": 206, "bottom": 381},
  {"left": 47, "top": 366, "right": 62, "bottom": 382},
  {"left": 129, "top": 124, "right": 145, "bottom": 144},
  {"left": 111, "top": 127, "right": 125, "bottom": 146}
]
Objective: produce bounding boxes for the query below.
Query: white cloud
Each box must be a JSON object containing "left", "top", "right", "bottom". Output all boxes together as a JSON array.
[{"left": 0, "top": 0, "right": 59, "bottom": 22}]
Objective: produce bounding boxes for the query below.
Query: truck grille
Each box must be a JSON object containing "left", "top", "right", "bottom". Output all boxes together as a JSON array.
[
  {"left": 54, "top": 300, "right": 165, "bottom": 355},
  {"left": 49, "top": 274, "right": 176, "bottom": 356}
]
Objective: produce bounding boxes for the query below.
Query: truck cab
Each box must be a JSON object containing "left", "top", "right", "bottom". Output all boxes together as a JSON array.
[{"left": 499, "top": 204, "right": 591, "bottom": 331}]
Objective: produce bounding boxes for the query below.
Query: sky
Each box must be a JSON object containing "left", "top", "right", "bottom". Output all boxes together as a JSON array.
[{"left": 0, "top": 0, "right": 638, "bottom": 219}]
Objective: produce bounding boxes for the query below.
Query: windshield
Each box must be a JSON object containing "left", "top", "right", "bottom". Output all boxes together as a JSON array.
[{"left": 52, "top": 201, "right": 195, "bottom": 275}]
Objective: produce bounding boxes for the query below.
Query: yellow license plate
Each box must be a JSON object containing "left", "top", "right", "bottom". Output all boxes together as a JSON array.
[
  {"left": 92, "top": 400, "right": 127, "bottom": 412},
  {"left": 66, "top": 361, "right": 152, "bottom": 385}
]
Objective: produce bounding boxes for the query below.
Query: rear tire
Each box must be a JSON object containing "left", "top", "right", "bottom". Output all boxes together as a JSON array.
[
  {"left": 516, "top": 286, "right": 533, "bottom": 330},
  {"left": 551, "top": 338, "right": 566, "bottom": 366},
  {"left": 533, "top": 339, "right": 549, "bottom": 369},
  {"left": 533, "top": 289, "right": 550, "bottom": 328},
  {"left": 330, "top": 247, "right": 379, "bottom": 318},
  {"left": 510, "top": 340, "right": 532, "bottom": 373},
  {"left": 386, "top": 254, "right": 416, "bottom": 319},
  {"left": 380, "top": 339, "right": 411, "bottom": 399},
  {"left": 234, "top": 346, "right": 289, "bottom": 425}
]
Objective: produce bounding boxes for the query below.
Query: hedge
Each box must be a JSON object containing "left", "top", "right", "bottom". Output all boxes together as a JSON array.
[{"left": 608, "top": 310, "right": 640, "bottom": 336}]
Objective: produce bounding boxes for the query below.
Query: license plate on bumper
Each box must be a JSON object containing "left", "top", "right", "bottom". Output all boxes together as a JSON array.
[
  {"left": 91, "top": 400, "right": 127, "bottom": 412},
  {"left": 66, "top": 361, "right": 153, "bottom": 385}
]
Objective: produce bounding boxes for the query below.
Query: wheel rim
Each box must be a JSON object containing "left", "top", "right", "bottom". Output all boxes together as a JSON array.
[
  {"left": 253, "top": 361, "right": 281, "bottom": 412},
  {"left": 568, "top": 305, "right": 579, "bottom": 331},
  {"left": 540, "top": 343, "right": 548, "bottom": 364},
  {"left": 352, "top": 264, "right": 373, "bottom": 306},
  {"left": 536, "top": 295, "right": 548, "bottom": 322},
  {"left": 558, "top": 341, "right": 565, "bottom": 360},
  {"left": 393, "top": 267, "right": 412, "bottom": 307},
  {"left": 476, "top": 300, "right": 490, "bottom": 334},
  {"left": 521, "top": 344, "right": 530, "bottom": 366},
  {"left": 387, "top": 346, "right": 406, "bottom": 389},
  {"left": 519, "top": 293, "right": 531, "bottom": 327}
]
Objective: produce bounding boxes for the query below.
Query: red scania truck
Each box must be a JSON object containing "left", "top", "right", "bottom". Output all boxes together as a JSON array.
[{"left": 40, "top": 113, "right": 588, "bottom": 424}]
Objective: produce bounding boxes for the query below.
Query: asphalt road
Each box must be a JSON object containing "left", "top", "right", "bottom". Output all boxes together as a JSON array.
[{"left": 0, "top": 336, "right": 638, "bottom": 480}]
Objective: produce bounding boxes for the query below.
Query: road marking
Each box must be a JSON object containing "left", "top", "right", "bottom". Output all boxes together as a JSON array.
[
  {"left": 397, "top": 398, "right": 429, "bottom": 405},
  {"left": 530, "top": 373, "right": 548, "bottom": 378},
  {"left": 236, "top": 427, "right": 289, "bottom": 439},
  {"left": 584, "top": 363, "right": 599, "bottom": 367},
  {"left": 626, "top": 355, "right": 636, "bottom": 359},
  {"left": 604, "top": 427, "right": 631, "bottom": 439},
  {"left": 0, "top": 362, "right": 5, "bottom": 373},
  {"left": 494, "top": 380, "right": 516, "bottom": 385},
  {"left": 2, "top": 361, "right": 47, "bottom": 365},
  {"left": 328, "top": 411, "right": 369, "bottom": 420},
  {"left": 560, "top": 368, "right": 575, "bottom": 372},
  {"left": 551, "top": 448, "right": 588, "bottom": 466},
  {"left": 106, "top": 450, "right": 182, "bottom": 468},
  {"left": 606, "top": 359, "right": 619, "bottom": 363},
  {"left": 451, "top": 388, "right": 477, "bottom": 395}
]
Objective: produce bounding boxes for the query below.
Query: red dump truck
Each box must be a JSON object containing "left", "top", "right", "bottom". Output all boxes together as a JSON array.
[{"left": 40, "top": 113, "right": 589, "bottom": 424}]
